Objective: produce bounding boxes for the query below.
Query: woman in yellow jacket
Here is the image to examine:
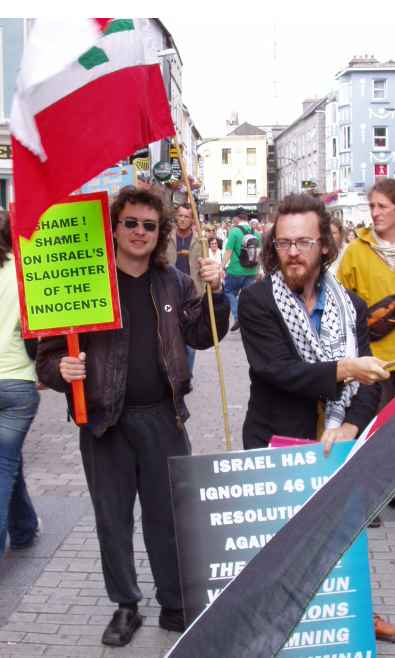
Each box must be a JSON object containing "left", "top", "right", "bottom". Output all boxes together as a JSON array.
[{"left": 337, "top": 178, "right": 395, "bottom": 407}]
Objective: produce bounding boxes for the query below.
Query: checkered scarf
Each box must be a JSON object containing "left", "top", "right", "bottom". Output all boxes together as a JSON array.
[{"left": 271, "top": 270, "right": 359, "bottom": 429}]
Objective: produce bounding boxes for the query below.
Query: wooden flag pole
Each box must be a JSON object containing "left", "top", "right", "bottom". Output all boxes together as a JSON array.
[
  {"left": 66, "top": 333, "right": 88, "bottom": 425},
  {"left": 174, "top": 138, "right": 233, "bottom": 451}
]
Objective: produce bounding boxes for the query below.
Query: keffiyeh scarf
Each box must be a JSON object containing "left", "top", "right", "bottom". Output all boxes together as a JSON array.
[{"left": 271, "top": 270, "right": 359, "bottom": 429}]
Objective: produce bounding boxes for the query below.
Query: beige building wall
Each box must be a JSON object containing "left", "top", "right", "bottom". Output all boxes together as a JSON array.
[{"left": 201, "top": 134, "right": 267, "bottom": 206}]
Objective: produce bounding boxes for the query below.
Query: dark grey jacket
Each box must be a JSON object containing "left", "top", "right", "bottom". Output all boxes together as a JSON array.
[
  {"left": 36, "top": 265, "right": 229, "bottom": 437},
  {"left": 239, "top": 276, "right": 380, "bottom": 447}
]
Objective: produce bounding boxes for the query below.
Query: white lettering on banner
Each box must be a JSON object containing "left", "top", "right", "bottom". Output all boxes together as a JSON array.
[
  {"left": 200, "top": 481, "right": 277, "bottom": 501},
  {"left": 302, "top": 652, "right": 372, "bottom": 658},
  {"left": 212, "top": 454, "right": 276, "bottom": 473},
  {"left": 319, "top": 577, "right": 351, "bottom": 594},
  {"left": 301, "top": 602, "right": 350, "bottom": 622},
  {"left": 311, "top": 475, "right": 330, "bottom": 490},
  {"left": 206, "top": 588, "right": 224, "bottom": 604},
  {"left": 224, "top": 534, "right": 273, "bottom": 551},
  {"left": 210, "top": 505, "right": 302, "bottom": 526},
  {"left": 281, "top": 450, "right": 317, "bottom": 467},
  {"left": 209, "top": 561, "right": 246, "bottom": 580},
  {"left": 284, "top": 626, "right": 350, "bottom": 648}
]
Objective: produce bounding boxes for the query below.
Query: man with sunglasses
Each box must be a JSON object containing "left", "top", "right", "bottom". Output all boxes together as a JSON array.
[
  {"left": 238, "top": 193, "right": 389, "bottom": 453},
  {"left": 36, "top": 187, "right": 229, "bottom": 647}
]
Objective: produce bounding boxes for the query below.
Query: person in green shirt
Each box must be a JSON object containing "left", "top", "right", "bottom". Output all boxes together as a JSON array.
[{"left": 223, "top": 209, "right": 260, "bottom": 331}]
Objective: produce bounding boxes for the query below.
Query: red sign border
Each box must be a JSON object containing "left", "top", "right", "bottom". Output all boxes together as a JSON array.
[{"left": 11, "top": 191, "right": 122, "bottom": 338}]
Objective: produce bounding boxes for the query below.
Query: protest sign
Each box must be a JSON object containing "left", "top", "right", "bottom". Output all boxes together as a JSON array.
[
  {"left": 12, "top": 192, "right": 121, "bottom": 338},
  {"left": 11, "top": 191, "right": 121, "bottom": 425},
  {"left": 169, "top": 442, "right": 376, "bottom": 657}
]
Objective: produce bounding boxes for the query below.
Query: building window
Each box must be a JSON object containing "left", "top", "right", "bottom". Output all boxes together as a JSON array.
[
  {"left": 222, "top": 180, "right": 232, "bottom": 196},
  {"left": 222, "top": 148, "right": 231, "bottom": 165},
  {"left": 375, "top": 163, "right": 388, "bottom": 178},
  {"left": 0, "top": 179, "right": 6, "bottom": 209},
  {"left": 341, "top": 125, "right": 351, "bottom": 150},
  {"left": 340, "top": 166, "right": 352, "bottom": 191},
  {"left": 332, "top": 171, "right": 337, "bottom": 191},
  {"left": 372, "top": 79, "right": 387, "bottom": 100},
  {"left": 247, "top": 179, "right": 257, "bottom": 195},
  {"left": 373, "top": 126, "right": 388, "bottom": 149},
  {"left": 332, "top": 138, "right": 337, "bottom": 157},
  {"left": 246, "top": 148, "right": 256, "bottom": 165}
]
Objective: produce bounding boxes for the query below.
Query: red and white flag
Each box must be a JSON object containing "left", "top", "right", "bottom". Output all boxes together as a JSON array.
[{"left": 11, "top": 18, "right": 175, "bottom": 238}]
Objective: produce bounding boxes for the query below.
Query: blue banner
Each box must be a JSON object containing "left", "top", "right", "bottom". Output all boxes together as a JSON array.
[
  {"left": 79, "top": 165, "right": 134, "bottom": 197},
  {"left": 169, "top": 442, "right": 376, "bottom": 657}
]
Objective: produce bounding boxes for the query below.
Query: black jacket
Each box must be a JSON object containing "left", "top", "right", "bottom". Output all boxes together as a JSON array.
[
  {"left": 239, "top": 276, "right": 380, "bottom": 447},
  {"left": 36, "top": 265, "right": 229, "bottom": 437}
]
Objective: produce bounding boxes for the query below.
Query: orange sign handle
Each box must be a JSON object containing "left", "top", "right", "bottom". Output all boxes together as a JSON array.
[{"left": 66, "top": 333, "right": 88, "bottom": 425}]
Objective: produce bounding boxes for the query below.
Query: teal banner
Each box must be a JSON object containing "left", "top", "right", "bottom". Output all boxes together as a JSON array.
[{"left": 169, "top": 442, "right": 376, "bottom": 657}]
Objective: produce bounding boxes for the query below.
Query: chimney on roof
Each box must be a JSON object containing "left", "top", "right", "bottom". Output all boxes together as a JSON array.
[
  {"left": 302, "top": 98, "right": 317, "bottom": 113},
  {"left": 226, "top": 111, "right": 239, "bottom": 132},
  {"left": 348, "top": 54, "right": 379, "bottom": 67}
]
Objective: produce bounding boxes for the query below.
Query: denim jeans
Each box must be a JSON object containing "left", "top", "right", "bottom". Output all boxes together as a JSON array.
[
  {"left": 186, "top": 346, "right": 196, "bottom": 378},
  {"left": 0, "top": 380, "right": 39, "bottom": 558},
  {"left": 224, "top": 273, "right": 256, "bottom": 321}
]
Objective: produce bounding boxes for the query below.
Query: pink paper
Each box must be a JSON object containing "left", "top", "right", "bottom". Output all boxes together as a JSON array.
[{"left": 269, "top": 435, "right": 315, "bottom": 448}]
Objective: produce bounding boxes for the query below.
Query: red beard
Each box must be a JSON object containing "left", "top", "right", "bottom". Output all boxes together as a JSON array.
[{"left": 282, "top": 262, "right": 309, "bottom": 293}]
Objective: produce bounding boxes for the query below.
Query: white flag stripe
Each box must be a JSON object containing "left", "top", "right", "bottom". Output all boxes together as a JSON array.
[
  {"left": 27, "top": 28, "right": 144, "bottom": 116},
  {"left": 11, "top": 19, "right": 146, "bottom": 162},
  {"left": 18, "top": 18, "right": 100, "bottom": 90}
]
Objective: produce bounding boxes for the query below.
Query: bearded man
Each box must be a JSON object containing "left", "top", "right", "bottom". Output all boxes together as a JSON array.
[{"left": 238, "top": 193, "right": 389, "bottom": 454}]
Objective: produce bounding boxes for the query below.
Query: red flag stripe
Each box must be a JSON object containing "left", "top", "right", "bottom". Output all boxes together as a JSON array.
[
  {"left": 12, "top": 64, "right": 175, "bottom": 238},
  {"left": 94, "top": 18, "right": 112, "bottom": 32}
]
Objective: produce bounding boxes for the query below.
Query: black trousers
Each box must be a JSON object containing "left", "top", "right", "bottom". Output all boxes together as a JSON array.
[{"left": 80, "top": 400, "right": 191, "bottom": 608}]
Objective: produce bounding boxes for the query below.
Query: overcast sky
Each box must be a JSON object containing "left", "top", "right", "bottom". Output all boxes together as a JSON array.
[
  {"left": 163, "top": 13, "right": 395, "bottom": 138},
  {"left": 8, "top": 0, "right": 395, "bottom": 139}
]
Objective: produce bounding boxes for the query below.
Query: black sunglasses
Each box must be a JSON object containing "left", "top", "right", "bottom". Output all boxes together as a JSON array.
[{"left": 117, "top": 218, "right": 159, "bottom": 232}]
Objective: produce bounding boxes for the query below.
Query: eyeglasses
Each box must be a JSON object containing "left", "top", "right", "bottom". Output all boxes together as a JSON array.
[
  {"left": 273, "top": 238, "right": 320, "bottom": 252},
  {"left": 117, "top": 218, "right": 159, "bottom": 232}
]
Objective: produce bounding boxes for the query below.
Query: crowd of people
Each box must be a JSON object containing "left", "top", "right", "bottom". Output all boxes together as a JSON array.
[{"left": 0, "top": 177, "right": 394, "bottom": 648}]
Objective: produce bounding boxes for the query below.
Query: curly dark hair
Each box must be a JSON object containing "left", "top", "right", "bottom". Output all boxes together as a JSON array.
[
  {"left": 369, "top": 177, "right": 395, "bottom": 204},
  {"left": 0, "top": 209, "right": 12, "bottom": 268},
  {"left": 262, "top": 193, "right": 338, "bottom": 274},
  {"left": 110, "top": 186, "right": 173, "bottom": 268}
]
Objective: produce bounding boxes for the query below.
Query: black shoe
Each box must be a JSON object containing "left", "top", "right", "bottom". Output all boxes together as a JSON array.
[
  {"left": 369, "top": 515, "right": 382, "bottom": 528},
  {"left": 388, "top": 498, "right": 395, "bottom": 508},
  {"left": 10, "top": 517, "right": 43, "bottom": 550},
  {"left": 230, "top": 320, "right": 240, "bottom": 332},
  {"left": 159, "top": 607, "right": 186, "bottom": 632},
  {"left": 102, "top": 608, "right": 142, "bottom": 647}
]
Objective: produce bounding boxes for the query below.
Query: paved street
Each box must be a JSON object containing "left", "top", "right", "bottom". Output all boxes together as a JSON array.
[{"left": 0, "top": 330, "right": 395, "bottom": 657}]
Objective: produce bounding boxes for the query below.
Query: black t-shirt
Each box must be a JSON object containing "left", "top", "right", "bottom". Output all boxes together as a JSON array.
[{"left": 117, "top": 269, "right": 171, "bottom": 405}]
